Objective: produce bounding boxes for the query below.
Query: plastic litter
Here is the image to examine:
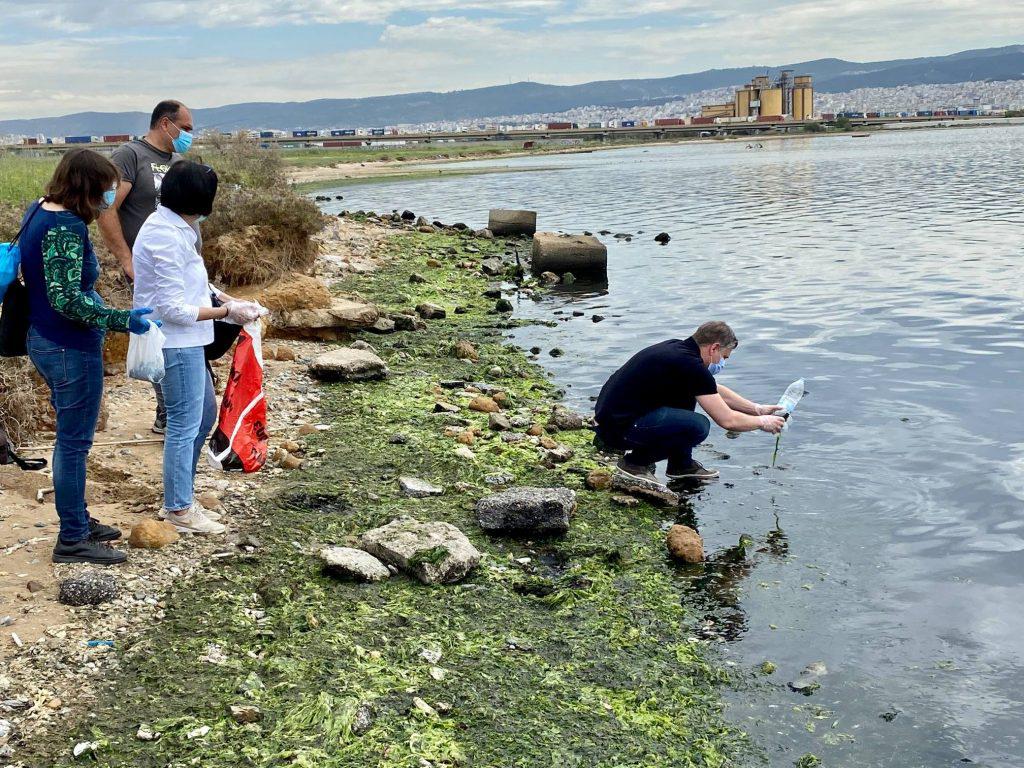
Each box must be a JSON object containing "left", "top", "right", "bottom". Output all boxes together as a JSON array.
[
  {"left": 126, "top": 321, "right": 167, "bottom": 383},
  {"left": 206, "top": 320, "right": 268, "bottom": 473},
  {"left": 772, "top": 378, "right": 804, "bottom": 466},
  {"left": 86, "top": 640, "right": 115, "bottom": 648}
]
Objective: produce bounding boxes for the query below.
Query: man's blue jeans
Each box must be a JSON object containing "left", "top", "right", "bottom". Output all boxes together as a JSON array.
[
  {"left": 161, "top": 346, "right": 216, "bottom": 512},
  {"left": 619, "top": 407, "right": 711, "bottom": 467},
  {"left": 27, "top": 328, "right": 104, "bottom": 543}
]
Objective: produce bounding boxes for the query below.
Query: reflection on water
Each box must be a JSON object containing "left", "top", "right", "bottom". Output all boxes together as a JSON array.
[{"left": 319, "top": 127, "right": 1024, "bottom": 766}]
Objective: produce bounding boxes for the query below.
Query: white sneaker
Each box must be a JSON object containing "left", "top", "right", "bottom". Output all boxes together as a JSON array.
[
  {"left": 160, "top": 506, "right": 226, "bottom": 534},
  {"left": 196, "top": 502, "right": 223, "bottom": 521}
]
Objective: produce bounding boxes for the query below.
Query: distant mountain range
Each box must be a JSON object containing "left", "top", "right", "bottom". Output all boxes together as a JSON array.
[{"left": 3, "top": 44, "right": 1022, "bottom": 137}]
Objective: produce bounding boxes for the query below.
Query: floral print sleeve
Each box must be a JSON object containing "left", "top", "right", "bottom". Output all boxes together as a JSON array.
[{"left": 41, "top": 227, "right": 131, "bottom": 332}]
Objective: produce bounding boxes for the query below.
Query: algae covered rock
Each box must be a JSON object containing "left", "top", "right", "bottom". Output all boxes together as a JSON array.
[
  {"left": 452, "top": 340, "right": 478, "bottom": 361},
  {"left": 309, "top": 348, "right": 388, "bottom": 382},
  {"left": 320, "top": 546, "right": 391, "bottom": 583},
  {"left": 468, "top": 395, "right": 500, "bottom": 413},
  {"left": 611, "top": 471, "right": 680, "bottom": 507},
  {"left": 128, "top": 519, "right": 179, "bottom": 549},
  {"left": 549, "top": 404, "right": 585, "bottom": 431},
  {"left": 476, "top": 487, "right": 576, "bottom": 535},
  {"left": 666, "top": 524, "right": 704, "bottom": 563},
  {"left": 58, "top": 572, "right": 119, "bottom": 606},
  {"left": 360, "top": 518, "right": 481, "bottom": 584},
  {"left": 585, "top": 469, "right": 613, "bottom": 490}
]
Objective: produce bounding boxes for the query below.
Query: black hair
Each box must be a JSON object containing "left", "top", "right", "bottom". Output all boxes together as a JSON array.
[
  {"left": 150, "top": 99, "right": 184, "bottom": 129},
  {"left": 160, "top": 161, "right": 218, "bottom": 217}
]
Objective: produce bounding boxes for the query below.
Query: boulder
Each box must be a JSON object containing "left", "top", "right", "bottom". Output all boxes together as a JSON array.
[
  {"left": 488, "top": 209, "right": 537, "bottom": 237},
  {"left": 320, "top": 546, "right": 391, "bottom": 582},
  {"left": 399, "top": 476, "right": 444, "bottom": 498},
  {"left": 128, "top": 520, "right": 179, "bottom": 549},
  {"left": 476, "top": 487, "right": 575, "bottom": 534},
  {"left": 360, "top": 518, "right": 481, "bottom": 584},
  {"left": 270, "top": 299, "right": 380, "bottom": 339},
  {"left": 468, "top": 396, "right": 500, "bottom": 413},
  {"left": 611, "top": 472, "right": 680, "bottom": 507},
  {"left": 58, "top": 572, "right": 119, "bottom": 606},
  {"left": 416, "top": 303, "right": 446, "bottom": 319},
  {"left": 666, "top": 525, "right": 704, "bottom": 563},
  {"left": 531, "top": 233, "right": 607, "bottom": 276},
  {"left": 392, "top": 313, "right": 426, "bottom": 332},
  {"left": 549, "top": 405, "right": 585, "bottom": 431},
  {"left": 309, "top": 348, "right": 388, "bottom": 382}
]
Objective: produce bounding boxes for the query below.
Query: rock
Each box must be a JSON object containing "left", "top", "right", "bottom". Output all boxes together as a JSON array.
[
  {"left": 542, "top": 445, "right": 574, "bottom": 465},
  {"left": 488, "top": 209, "right": 537, "bottom": 236},
  {"left": 58, "top": 572, "right": 119, "bottom": 606},
  {"left": 128, "top": 520, "right": 179, "bottom": 549},
  {"left": 401, "top": 210, "right": 416, "bottom": 220},
  {"left": 392, "top": 313, "right": 426, "bottom": 332},
  {"left": 611, "top": 472, "right": 680, "bottom": 506},
  {"left": 526, "top": 424, "right": 544, "bottom": 437},
  {"left": 368, "top": 317, "right": 396, "bottom": 334},
  {"left": 549, "top": 347, "right": 564, "bottom": 358},
  {"left": 452, "top": 340, "right": 479, "bottom": 361},
  {"left": 488, "top": 412, "right": 512, "bottom": 431},
  {"left": 416, "top": 302, "right": 446, "bottom": 319},
  {"left": 654, "top": 232, "right": 671, "bottom": 244},
  {"left": 585, "top": 470, "right": 613, "bottom": 490},
  {"left": 298, "top": 424, "right": 319, "bottom": 436},
  {"left": 456, "top": 430, "right": 475, "bottom": 445},
  {"left": 230, "top": 705, "right": 263, "bottom": 724},
  {"left": 488, "top": 366, "right": 504, "bottom": 377},
  {"left": 309, "top": 348, "right": 388, "bottom": 382},
  {"left": 135, "top": 725, "right": 159, "bottom": 741},
  {"left": 280, "top": 439, "right": 301, "bottom": 453},
  {"left": 612, "top": 495, "right": 639, "bottom": 507},
  {"left": 247, "top": 273, "right": 331, "bottom": 311},
  {"left": 320, "top": 547, "right": 391, "bottom": 583},
  {"left": 484, "top": 472, "right": 515, "bottom": 486},
  {"left": 408, "top": 272, "right": 427, "bottom": 283},
  {"left": 501, "top": 432, "right": 527, "bottom": 444},
  {"left": 454, "top": 445, "right": 476, "bottom": 460},
  {"left": 433, "top": 401, "right": 460, "bottom": 414},
  {"left": 592, "top": 315, "right": 605, "bottom": 323},
  {"left": 352, "top": 703, "right": 375, "bottom": 735},
  {"left": 549, "top": 405, "right": 585, "bottom": 431},
  {"left": 666, "top": 525, "right": 704, "bottom": 563},
  {"left": 788, "top": 662, "right": 828, "bottom": 695},
  {"left": 416, "top": 216, "right": 430, "bottom": 227},
  {"left": 26, "top": 580, "right": 43, "bottom": 594},
  {"left": 280, "top": 453, "right": 303, "bottom": 470},
  {"left": 531, "top": 232, "right": 607, "bottom": 276},
  {"left": 759, "top": 661, "right": 777, "bottom": 675},
  {"left": 271, "top": 299, "right": 380, "bottom": 339},
  {"left": 539, "top": 435, "right": 558, "bottom": 449},
  {"left": 495, "top": 298, "right": 514, "bottom": 313},
  {"left": 274, "top": 345, "right": 297, "bottom": 361},
  {"left": 350, "top": 339, "right": 378, "bottom": 354},
  {"left": 476, "top": 487, "right": 576, "bottom": 534},
  {"left": 477, "top": 228, "right": 495, "bottom": 239},
  {"left": 480, "top": 257, "right": 504, "bottom": 276},
  {"left": 482, "top": 286, "right": 502, "bottom": 299},
  {"left": 360, "top": 518, "right": 481, "bottom": 584},
  {"left": 412, "top": 697, "right": 437, "bottom": 717},
  {"left": 426, "top": 257, "right": 443, "bottom": 267},
  {"left": 539, "top": 271, "right": 560, "bottom": 285},
  {"left": 388, "top": 433, "right": 408, "bottom": 445},
  {"left": 468, "top": 395, "right": 500, "bottom": 413},
  {"left": 73, "top": 741, "right": 99, "bottom": 758},
  {"left": 197, "top": 492, "right": 221, "bottom": 510},
  {"left": 399, "top": 476, "right": 444, "bottom": 498}
]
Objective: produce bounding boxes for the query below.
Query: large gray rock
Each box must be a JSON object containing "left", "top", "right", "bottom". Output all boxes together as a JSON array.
[
  {"left": 320, "top": 547, "right": 391, "bottom": 583},
  {"left": 271, "top": 298, "right": 380, "bottom": 339},
  {"left": 549, "top": 404, "right": 585, "bottom": 431},
  {"left": 58, "top": 572, "right": 119, "bottom": 606},
  {"left": 476, "top": 487, "right": 576, "bottom": 534},
  {"left": 488, "top": 209, "right": 537, "bottom": 237},
  {"left": 611, "top": 472, "right": 680, "bottom": 507},
  {"left": 531, "top": 233, "right": 607, "bottom": 276},
  {"left": 399, "top": 476, "right": 444, "bottom": 498},
  {"left": 309, "top": 348, "right": 388, "bottom": 382},
  {"left": 360, "top": 518, "right": 481, "bottom": 584}
]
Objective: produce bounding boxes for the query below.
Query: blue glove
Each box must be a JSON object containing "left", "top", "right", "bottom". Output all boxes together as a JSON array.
[{"left": 128, "top": 307, "right": 161, "bottom": 335}]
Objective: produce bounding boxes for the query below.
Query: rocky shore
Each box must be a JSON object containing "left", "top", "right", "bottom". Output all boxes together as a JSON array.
[{"left": 1, "top": 212, "right": 751, "bottom": 767}]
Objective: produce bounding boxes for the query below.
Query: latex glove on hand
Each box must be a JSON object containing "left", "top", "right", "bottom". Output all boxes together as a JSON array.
[
  {"left": 758, "top": 415, "right": 786, "bottom": 434},
  {"left": 755, "top": 403, "right": 784, "bottom": 416},
  {"left": 223, "top": 300, "right": 263, "bottom": 325},
  {"left": 128, "top": 307, "right": 161, "bottom": 335}
]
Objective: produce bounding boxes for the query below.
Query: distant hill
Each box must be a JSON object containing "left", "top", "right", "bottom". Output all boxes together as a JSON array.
[{"left": 2, "top": 44, "right": 1021, "bottom": 136}]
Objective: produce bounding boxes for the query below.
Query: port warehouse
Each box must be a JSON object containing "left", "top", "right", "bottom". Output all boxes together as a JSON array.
[{"left": 6, "top": 110, "right": 1009, "bottom": 150}]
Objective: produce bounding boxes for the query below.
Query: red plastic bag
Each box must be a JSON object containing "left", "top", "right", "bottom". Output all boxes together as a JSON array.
[{"left": 206, "top": 323, "right": 268, "bottom": 472}]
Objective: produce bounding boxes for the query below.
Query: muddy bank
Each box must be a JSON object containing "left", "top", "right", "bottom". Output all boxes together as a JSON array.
[{"left": 6, "top": 216, "right": 755, "bottom": 767}]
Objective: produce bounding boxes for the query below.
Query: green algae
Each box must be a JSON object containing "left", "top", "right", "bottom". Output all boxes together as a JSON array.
[{"left": 34, "top": 226, "right": 756, "bottom": 768}]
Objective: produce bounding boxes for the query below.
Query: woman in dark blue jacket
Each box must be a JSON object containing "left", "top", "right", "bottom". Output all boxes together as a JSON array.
[{"left": 19, "top": 149, "right": 156, "bottom": 565}]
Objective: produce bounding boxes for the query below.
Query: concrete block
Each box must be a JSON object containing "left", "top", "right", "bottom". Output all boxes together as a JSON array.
[
  {"left": 488, "top": 209, "right": 537, "bottom": 236},
  {"left": 531, "top": 233, "right": 607, "bottom": 276}
]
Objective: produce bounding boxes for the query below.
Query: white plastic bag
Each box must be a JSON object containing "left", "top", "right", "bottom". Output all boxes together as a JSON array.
[{"left": 126, "top": 321, "right": 167, "bottom": 383}]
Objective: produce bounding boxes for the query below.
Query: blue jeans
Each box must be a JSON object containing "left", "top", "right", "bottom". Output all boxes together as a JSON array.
[
  {"left": 27, "top": 328, "right": 104, "bottom": 543},
  {"left": 161, "top": 346, "right": 216, "bottom": 512},
  {"left": 620, "top": 407, "right": 711, "bottom": 467}
]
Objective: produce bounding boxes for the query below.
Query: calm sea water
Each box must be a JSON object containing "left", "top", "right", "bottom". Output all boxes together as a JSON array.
[{"left": 316, "top": 127, "right": 1024, "bottom": 766}]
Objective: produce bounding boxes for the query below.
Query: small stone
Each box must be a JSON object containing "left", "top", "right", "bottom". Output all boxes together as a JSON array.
[
  {"left": 73, "top": 741, "right": 99, "bottom": 758},
  {"left": 412, "top": 697, "right": 437, "bottom": 717},
  {"left": 526, "top": 424, "right": 544, "bottom": 437},
  {"left": 401, "top": 210, "right": 416, "bottom": 221},
  {"left": 46, "top": 698, "right": 63, "bottom": 709},
  {"left": 392, "top": 313, "right": 426, "bottom": 332},
  {"left": 488, "top": 366, "right": 503, "bottom": 377},
  {"left": 428, "top": 666, "right": 447, "bottom": 681},
  {"left": 477, "top": 487, "right": 576, "bottom": 534},
  {"left": 298, "top": 424, "right": 319, "bottom": 436},
  {"left": 468, "top": 395, "right": 500, "bottom": 413},
  {"left": 488, "top": 413, "right": 512, "bottom": 431},
  {"left": 433, "top": 401, "right": 460, "bottom": 414},
  {"left": 426, "top": 258, "right": 443, "bottom": 267},
  {"left": 611, "top": 472, "right": 680, "bottom": 507},
  {"left": 128, "top": 520, "right": 179, "bottom": 549},
  {"left": 456, "top": 431, "right": 475, "bottom": 446},
  {"left": 484, "top": 472, "right": 515, "bottom": 486},
  {"left": 494, "top": 298, "right": 514, "bottom": 313},
  {"left": 388, "top": 433, "right": 409, "bottom": 444},
  {"left": 135, "top": 725, "right": 159, "bottom": 741},
  {"left": 759, "top": 661, "right": 777, "bottom": 675},
  {"left": 369, "top": 317, "right": 397, "bottom": 334},
  {"left": 454, "top": 445, "right": 476, "bottom": 460},
  {"left": 492, "top": 391, "right": 508, "bottom": 404},
  {"left": 561, "top": 272, "right": 576, "bottom": 285},
  {"left": 230, "top": 704, "right": 263, "bottom": 724},
  {"left": 186, "top": 725, "right": 210, "bottom": 740},
  {"left": 399, "top": 476, "right": 444, "bottom": 498},
  {"left": 592, "top": 315, "right": 605, "bottom": 323},
  {"left": 501, "top": 432, "right": 527, "bottom": 444},
  {"left": 654, "top": 232, "right": 671, "bottom": 243},
  {"left": 58, "top": 572, "right": 119, "bottom": 606},
  {"left": 281, "top": 440, "right": 301, "bottom": 453},
  {"left": 352, "top": 703, "right": 375, "bottom": 735},
  {"left": 549, "top": 405, "right": 585, "bottom": 431},
  {"left": 542, "top": 445, "right": 574, "bottom": 464},
  {"left": 585, "top": 470, "right": 613, "bottom": 490},
  {"left": 539, "top": 436, "right": 558, "bottom": 450},
  {"left": 25, "top": 581, "right": 43, "bottom": 594},
  {"left": 408, "top": 273, "right": 427, "bottom": 284},
  {"left": 612, "top": 495, "right": 640, "bottom": 508},
  {"left": 666, "top": 524, "right": 704, "bottom": 563},
  {"left": 548, "top": 348, "right": 564, "bottom": 358},
  {"left": 197, "top": 492, "right": 221, "bottom": 510},
  {"left": 274, "top": 345, "right": 297, "bottom": 361},
  {"left": 539, "top": 271, "right": 560, "bottom": 284},
  {"left": 416, "top": 302, "right": 446, "bottom": 319},
  {"left": 281, "top": 453, "right": 304, "bottom": 470},
  {"left": 452, "top": 340, "right": 478, "bottom": 361}
]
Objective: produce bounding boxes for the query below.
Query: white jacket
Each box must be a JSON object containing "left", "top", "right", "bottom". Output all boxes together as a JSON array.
[{"left": 132, "top": 206, "right": 213, "bottom": 349}]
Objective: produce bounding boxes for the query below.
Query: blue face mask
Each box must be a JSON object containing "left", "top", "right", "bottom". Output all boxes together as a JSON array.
[
  {"left": 196, "top": 215, "right": 207, "bottom": 224},
  {"left": 167, "top": 123, "right": 193, "bottom": 153},
  {"left": 101, "top": 187, "right": 116, "bottom": 209},
  {"left": 708, "top": 358, "right": 727, "bottom": 376}
]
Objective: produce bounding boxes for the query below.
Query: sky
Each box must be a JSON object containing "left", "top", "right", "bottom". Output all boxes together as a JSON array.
[{"left": 0, "top": 0, "right": 1021, "bottom": 119}]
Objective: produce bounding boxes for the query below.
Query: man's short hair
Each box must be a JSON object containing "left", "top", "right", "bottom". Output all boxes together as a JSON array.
[
  {"left": 150, "top": 100, "right": 184, "bottom": 129},
  {"left": 160, "top": 161, "right": 218, "bottom": 217},
  {"left": 693, "top": 321, "right": 738, "bottom": 349}
]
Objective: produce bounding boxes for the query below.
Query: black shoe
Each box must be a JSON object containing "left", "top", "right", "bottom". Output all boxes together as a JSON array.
[
  {"left": 615, "top": 457, "right": 660, "bottom": 484},
  {"left": 89, "top": 517, "right": 122, "bottom": 542},
  {"left": 53, "top": 538, "right": 127, "bottom": 565},
  {"left": 151, "top": 414, "right": 166, "bottom": 435},
  {"left": 666, "top": 459, "right": 720, "bottom": 482}
]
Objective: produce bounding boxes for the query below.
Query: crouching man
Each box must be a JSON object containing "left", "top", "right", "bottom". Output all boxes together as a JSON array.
[{"left": 594, "top": 321, "right": 785, "bottom": 482}]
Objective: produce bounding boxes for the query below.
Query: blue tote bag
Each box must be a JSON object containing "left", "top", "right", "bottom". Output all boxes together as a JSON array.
[{"left": 0, "top": 200, "right": 42, "bottom": 302}]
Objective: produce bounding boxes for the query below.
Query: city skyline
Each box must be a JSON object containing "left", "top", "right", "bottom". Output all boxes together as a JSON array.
[{"left": 1, "top": 0, "right": 1023, "bottom": 119}]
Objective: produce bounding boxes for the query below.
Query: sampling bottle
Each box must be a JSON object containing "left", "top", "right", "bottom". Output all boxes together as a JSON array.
[{"left": 777, "top": 378, "right": 805, "bottom": 421}]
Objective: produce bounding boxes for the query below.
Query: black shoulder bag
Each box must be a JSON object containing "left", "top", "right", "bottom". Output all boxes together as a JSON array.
[
  {"left": 0, "top": 202, "right": 43, "bottom": 357},
  {"left": 0, "top": 423, "right": 47, "bottom": 471}
]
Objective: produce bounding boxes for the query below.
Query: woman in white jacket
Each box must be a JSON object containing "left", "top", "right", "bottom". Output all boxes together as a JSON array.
[{"left": 132, "top": 162, "right": 260, "bottom": 533}]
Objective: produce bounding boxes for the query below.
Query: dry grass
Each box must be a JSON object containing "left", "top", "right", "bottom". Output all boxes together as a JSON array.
[{"left": 0, "top": 359, "right": 46, "bottom": 445}]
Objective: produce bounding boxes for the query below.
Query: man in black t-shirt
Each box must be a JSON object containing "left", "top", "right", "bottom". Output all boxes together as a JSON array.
[{"left": 595, "top": 321, "right": 785, "bottom": 482}]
